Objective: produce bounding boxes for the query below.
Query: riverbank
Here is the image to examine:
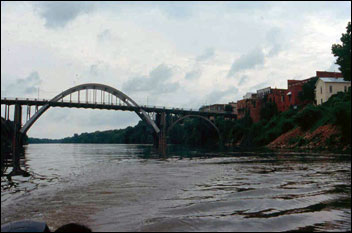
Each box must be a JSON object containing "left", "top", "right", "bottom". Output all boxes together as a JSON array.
[
  {"left": 267, "top": 124, "right": 351, "bottom": 152},
  {"left": 232, "top": 90, "right": 351, "bottom": 152}
]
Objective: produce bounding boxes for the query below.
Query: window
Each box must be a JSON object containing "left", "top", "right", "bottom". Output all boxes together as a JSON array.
[
  {"left": 329, "top": 86, "right": 332, "bottom": 93},
  {"left": 345, "top": 86, "right": 347, "bottom": 92},
  {"left": 320, "top": 87, "right": 322, "bottom": 94},
  {"left": 321, "top": 99, "right": 323, "bottom": 104}
]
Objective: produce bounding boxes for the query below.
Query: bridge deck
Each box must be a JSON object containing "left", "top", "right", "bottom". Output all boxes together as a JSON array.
[{"left": 1, "top": 98, "right": 237, "bottom": 118}]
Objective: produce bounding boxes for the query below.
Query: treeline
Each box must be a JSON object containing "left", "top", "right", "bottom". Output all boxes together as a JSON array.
[
  {"left": 28, "top": 121, "right": 155, "bottom": 144},
  {"left": 29, "top": 89, "right": 351, "bottom": 149},
  {"left": 28, "top": 117, "right": 226, "bottom": 146}
]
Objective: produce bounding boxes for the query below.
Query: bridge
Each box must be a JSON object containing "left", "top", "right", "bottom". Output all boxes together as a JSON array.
[{"left": 1, "top": 83, "right": 236, "bottom": 175}]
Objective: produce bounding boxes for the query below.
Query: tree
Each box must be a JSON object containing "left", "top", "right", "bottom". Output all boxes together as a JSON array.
[
  {"left": 298, "top": 77, "right": 318, "bottom": 102},
  {"left": 332, "top": 22, "right": 351, "bottom": 81},
  {"left": 260, "top": 101, "right": 278, "bottom": 122},
  {"left": 224, "top": 104, "right": 233, "bottom": 112}
]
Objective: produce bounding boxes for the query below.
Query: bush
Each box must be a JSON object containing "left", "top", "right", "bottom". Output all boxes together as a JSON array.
[
  {"left": 298, "top": 77, "right": 318, "bottom": 102},
  {"left": 260, "top": 102, "right": 278, "bottom": 121},
  {"left": 280, "top": 119, "right": 295, "bottom": 134},
  {"left": 224, "top": 105, "right": 233, "bottom": 112},
  {"left": 294, "top": 105, "right": 323, "bottom": 131},
  {"left": 332, "top": 101, "right": 351, "bottom": 143}
]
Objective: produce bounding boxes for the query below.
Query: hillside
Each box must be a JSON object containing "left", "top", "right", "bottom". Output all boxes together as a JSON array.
[{"left": 247, "top": 89, "right": 351, "bottom": 151}]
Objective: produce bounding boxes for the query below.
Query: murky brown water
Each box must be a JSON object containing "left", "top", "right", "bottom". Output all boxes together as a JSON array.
[{"left": 1, "top": 144, "right": 351, "bottom": 232}]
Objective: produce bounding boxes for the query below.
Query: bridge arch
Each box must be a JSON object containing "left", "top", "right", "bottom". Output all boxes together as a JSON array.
[
  {"left": 20, "top": 83, "right": 160, "bottom": 134},
  {"left": 167, "top": 115, "right": 222, "bottom": 144}
]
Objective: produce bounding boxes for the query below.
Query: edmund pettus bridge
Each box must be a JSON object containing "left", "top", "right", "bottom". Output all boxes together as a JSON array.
[{"left": 1, "top": 83, "right": 236, "bottom": 176}]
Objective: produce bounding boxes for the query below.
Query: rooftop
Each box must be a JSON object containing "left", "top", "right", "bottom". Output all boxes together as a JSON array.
[{"left": 319, "top": 77, "right": 351, "bottom": 83}]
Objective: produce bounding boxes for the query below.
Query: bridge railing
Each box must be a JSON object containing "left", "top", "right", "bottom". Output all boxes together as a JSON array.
[{"left": 1, "top": 97, "right": 233, "bottom": 115}]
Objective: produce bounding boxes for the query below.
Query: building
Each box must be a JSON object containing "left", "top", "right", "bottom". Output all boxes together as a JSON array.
[
  {"left": 228, "top": 101, "right": 238, "bottom": 115},
  {"left": 316, "top": 71, "right": 343, "bottom": 78},
  {"left": 257, "top": 87, "right": 272, "bottom": 99},
  {"left": 199, "top": 102, "right": 239, "bottom": 114},
  {"left": 315, "top": 77, "right": 351, "bottom": 105},
  {"left": 257, "top": 87, "right": 288, "bottom": 112},
  {"left": 268, "top": 88, "right": 288, "bottom": 112},
  {"left": 243, "top": 92, "right": 257, "bottom": 100},
  {"left": 199, "top": 104, "right": 227, "bottom": 113},
  {"left": 236, "top": 95, "right": 262, "bottom": 123},
  {"left": 236, "top": 71, "right": 346, "bottom": 122},
  {"left": 285, "top": 77, "right": 316, "bottom": 111}
]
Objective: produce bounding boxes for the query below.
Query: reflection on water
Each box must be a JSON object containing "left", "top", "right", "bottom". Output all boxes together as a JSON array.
[{"left": 1, "top": 144, "right": 351, "bottom": 232}]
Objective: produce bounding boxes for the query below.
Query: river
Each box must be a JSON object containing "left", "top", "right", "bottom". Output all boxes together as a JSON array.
[{"left": 1, "top": 144, "right": 351, "bottom": 232}]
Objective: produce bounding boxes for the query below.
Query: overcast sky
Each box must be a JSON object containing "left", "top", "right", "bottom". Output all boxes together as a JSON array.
[{"left": 1, "top": 1, "right": 351, "bottom": 138}]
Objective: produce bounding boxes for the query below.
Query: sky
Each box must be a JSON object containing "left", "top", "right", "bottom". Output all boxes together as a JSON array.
[{"left": 1, "top": 1, "right": 351, "bottom": 139}]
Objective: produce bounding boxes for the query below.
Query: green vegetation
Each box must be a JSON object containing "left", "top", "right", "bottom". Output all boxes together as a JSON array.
[
  {"left": 260, "top": 99, "right": 278, "bottom": 122},
  {"left": 221, "top": 89, "right": 350, "bottom": 148},
  {"left": 224, "top": 104, "right": 233, "bottom": 112},
  {"left": 29, "top": 120, "right": 155, "bottom": 144},
  {"left": 29, "top": 90, "right": 351, "bottom": 150},
  {"left": 298, "top": 77, "right": 319, "bottom": 102},
  {"left": 294, "top": 104, "right": 322, "bottom": 131},
  {"left": 332, "top": 21, "right": 351, "bottom": 81}
]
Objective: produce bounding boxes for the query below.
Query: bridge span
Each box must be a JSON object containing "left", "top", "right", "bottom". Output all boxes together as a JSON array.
[
  {"left": 1, "top": 83, "right": 236, "bottom": 175},
  {"left": 1, "top": 98, "right": 236, "bottom": 118}
]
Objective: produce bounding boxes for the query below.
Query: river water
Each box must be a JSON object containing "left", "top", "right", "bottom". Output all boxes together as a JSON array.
[{"left": 1, "top": 144, "right": 351, "bottom": 232}]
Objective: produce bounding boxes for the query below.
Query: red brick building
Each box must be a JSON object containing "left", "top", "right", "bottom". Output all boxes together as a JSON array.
[
  {"left": 236, "top": 98, "right": 262, "bottom": 123},
  {"left": 236, "top": 71, "right": 343, "bottom": 123},
  {"left": 263, "top": 88, "right": 287, "bottom": 112},
  {"left": 316, "top": 71, "right": 343, "bottom": 78},
  {"left": 284, "top": 77, "right": 315, "bottom": 111}
]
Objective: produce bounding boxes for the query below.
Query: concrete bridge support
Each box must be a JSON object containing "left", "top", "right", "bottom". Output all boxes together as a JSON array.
[
  {"left": 9, "top": 104, "right": 29, "bottom": 176},
  {"left": 158, "top": 112, "right": 167, "bottom": 155},
  {"left": 154, "top": 112, "right": 167, "bottom": 154},
  {"left": 12, "top": 104, "right": 22, "bottom": 173}
]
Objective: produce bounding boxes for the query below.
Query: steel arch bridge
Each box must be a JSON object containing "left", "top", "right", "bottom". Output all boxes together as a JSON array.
[
  {"left": 1, "top": 83, "right": 237, "bottom": 175},
  {"left": 1, "top": 82, "right": 236, "bottom": 173},
  {"left": 19, "top": 83, "right": 161, "bottom": 135}
]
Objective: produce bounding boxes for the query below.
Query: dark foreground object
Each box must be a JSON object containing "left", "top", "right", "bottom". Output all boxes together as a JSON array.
[{"left": 1, "top": 220, "right": 92, "bottom": 232}]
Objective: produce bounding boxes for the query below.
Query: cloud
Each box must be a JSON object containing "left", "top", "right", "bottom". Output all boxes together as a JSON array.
[
  {"left": 89, "top": 64, "right": 99, "bottom": 77},
  {"left": 157, "top": 2, "right": 194, "bottom": 19},
  {"left": 4, "top": 72, "right": 42, "bottom": 97},
  {"left": 122, "top": 64, "right": 180, "bottom": 94},
  {"left": 238, "top": 75, "right": 249, "bottom": 86},
  {"left": 328, "top": 60, "right": 340, "bottom": 72},
  {"left": 184, "top": 68, "right": 202, "bottom": 80},
  {"left": 249, "top": 81, "right": 270, "bottom": 92},
  {"left": 226, "top": 28, "right": 285, "bottom": 78},
  {"left": 227, "top": 47, "right": 265, "bottom": 78},
  {"left": 204, "top": 86, "right": 239, "bottom": 104},
  {"left": 196, "top": 48, "right": 215, "bottom": 62},
  {"left": 184, "top": 48, "right": 215, "bottom": 80},
  {"left": 35, "top": 2, "right": 95, "bottom": 28},
  {"left": 97, "top": 29, "right": 113, "bottom": 42},
  {"left": 265, "top": 27, "right": 283, "bottom": 57}
]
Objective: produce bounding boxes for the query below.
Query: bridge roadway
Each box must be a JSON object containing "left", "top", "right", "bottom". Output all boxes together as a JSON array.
[{"left": 1, "top": 98, "right": 237, "bottom": 118}]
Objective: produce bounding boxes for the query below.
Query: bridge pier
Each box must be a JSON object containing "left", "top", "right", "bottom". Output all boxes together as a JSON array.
[
  {"left": 158, "top": 112, "right": 167, "bottom": 155},
  {"left": 9, "top": 104, "right": 29, "bottom": 177},
  {"left": 154, "top": 112, "right": 167, "bottom": 155}
]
